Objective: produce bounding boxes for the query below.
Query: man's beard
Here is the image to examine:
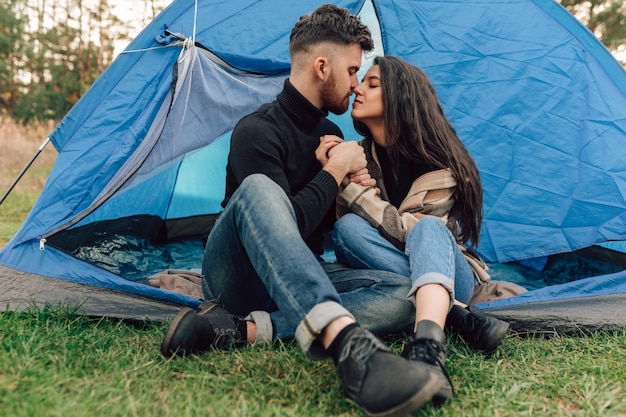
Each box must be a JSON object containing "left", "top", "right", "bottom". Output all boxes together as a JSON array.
[{"left": 320, "top": 74, "right": 349, "bottom": 115}]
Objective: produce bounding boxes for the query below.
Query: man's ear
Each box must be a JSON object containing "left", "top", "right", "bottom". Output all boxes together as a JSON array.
[{"left": 313, "top": 56, "right": 327, "bottom": 81}]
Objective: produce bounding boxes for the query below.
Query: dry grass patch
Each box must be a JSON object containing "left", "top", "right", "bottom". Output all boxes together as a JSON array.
[
  {"left": 0, "top": 118, "right": 58, "bottom": 247},
  {"left": 0, "top": 118, "right": 57, "bottom": 193}
]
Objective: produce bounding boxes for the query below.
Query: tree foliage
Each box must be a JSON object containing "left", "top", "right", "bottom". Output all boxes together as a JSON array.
[
  {"left": 0, "top": 1, "right": 624, "bottom": 124},
  {"left": 0, "top": 0, "right": 165, "bottom": 123},
  {"left": 0, "top": 0, "right": 28, "bottom": 117},
  {"left": 13, "top": 0, "right": 129, "bottom": 123},
  {"left": 560, "top": 1, "right": 626, "bottom": 48}
]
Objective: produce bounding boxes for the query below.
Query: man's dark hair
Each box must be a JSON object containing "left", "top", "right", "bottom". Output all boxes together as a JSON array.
[{"left": 289, "top": 4, "right": 373, "bottom": 55}]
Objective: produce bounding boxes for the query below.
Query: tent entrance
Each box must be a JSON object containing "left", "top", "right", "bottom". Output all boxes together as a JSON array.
[
  {"left": 40, "top": 45, "right": 286, "bottom": 283},
  {"left": 46, "top": 208, "right": 625, "bottom": 291},
  {"left": 46, "top": 215, "right": 208, "bottom": 282},
  {"left": 487, "top": 246, "right": 626, "bottom": 292}
]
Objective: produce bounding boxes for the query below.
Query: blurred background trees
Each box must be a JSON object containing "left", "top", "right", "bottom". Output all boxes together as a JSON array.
[
  {"left": 0, "top": 0, "right": 624, "bottom": 124},
  {"left": 561, "top": 0, "right": 626, "bottom": 51},
  {"left": 0, "top": 0, "right": 166, "bottom": 123}
]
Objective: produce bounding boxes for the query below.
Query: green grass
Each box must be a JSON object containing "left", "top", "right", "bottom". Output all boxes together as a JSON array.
[
  {"left": 1, "top": 306, "right": 625, "bottom": 417},
  {"left": 0, "top": 191, "right": 38, "bottom": 247}
]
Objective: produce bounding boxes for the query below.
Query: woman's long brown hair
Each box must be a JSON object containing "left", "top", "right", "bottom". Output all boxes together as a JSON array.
[{"left": 354, "top": 56, "right": 483, "bottom": 245}]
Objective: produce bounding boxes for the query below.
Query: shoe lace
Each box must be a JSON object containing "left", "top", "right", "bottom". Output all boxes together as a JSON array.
[
  {"left": 403, "top": 337, "right": 453, "bottom": 391},
  {"left": 402, "top": 338, "right": 441, "bottom": 364},
  {"left": 338, "top": 330, "right": 382, "bottom": 366}
]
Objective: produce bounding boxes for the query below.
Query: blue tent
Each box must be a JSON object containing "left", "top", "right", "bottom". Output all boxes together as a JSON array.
[{"left": 1, "top": 0, "right": 625, "bottom": 331}]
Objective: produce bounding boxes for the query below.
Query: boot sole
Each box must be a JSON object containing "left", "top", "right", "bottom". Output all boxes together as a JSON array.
[
  {"left": 160, "top": 307, "right": 196, "bottom": 357},
  {"left": 364, "top": 371, "right": 443, "bottom": 417},
  {"left": 161, "top": 301, "right": 223, "bottom": 357},
  {"left": 481, "top": 321, "right": 510, "bottom": 355}
]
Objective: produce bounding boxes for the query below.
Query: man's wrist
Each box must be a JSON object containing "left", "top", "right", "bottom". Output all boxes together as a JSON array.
[{"left": 323, "top": 164, "right": 347, "bottom": 186}]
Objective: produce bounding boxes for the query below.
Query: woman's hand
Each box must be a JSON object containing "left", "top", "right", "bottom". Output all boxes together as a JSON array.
[
  {"left": 348, "top": 168, "right": 377, "bottom": 188},
  {"left": 343, "top": 168, "right": 380, "bottom": 195},
  {"left": 316, "top": 135, "right": 343, "bottom": 166}
]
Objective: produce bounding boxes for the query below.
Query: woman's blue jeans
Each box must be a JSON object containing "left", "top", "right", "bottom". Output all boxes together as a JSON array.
[
  {"left": 332, "top": 214, "right": 475, "bottom": 305},
  {"left": 202, "top": 174, "right": 414, "bottom": 359}
]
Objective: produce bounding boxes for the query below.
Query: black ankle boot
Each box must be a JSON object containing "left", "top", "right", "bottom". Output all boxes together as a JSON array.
[
  {"left": 161, "top": 302, "right": 247, "bottom": 357},
  {"left": 446, "top": 305, "right": 509, "bottom": 354},
  {"left": 402, "top": 320, "right": 453, "bottom": 405},
  {"left": 336, "top": 325, "right": 442, "bottom": 416}
]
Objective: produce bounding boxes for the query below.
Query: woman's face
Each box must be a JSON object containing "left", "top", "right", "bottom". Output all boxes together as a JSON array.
[{"left": 351, "top": 65, "right": 385, "bottom": 143}]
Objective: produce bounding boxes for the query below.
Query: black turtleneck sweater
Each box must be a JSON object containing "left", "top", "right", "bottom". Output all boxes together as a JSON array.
[{"left": 222, "top": 79, "right": 342, "bottom": 254}]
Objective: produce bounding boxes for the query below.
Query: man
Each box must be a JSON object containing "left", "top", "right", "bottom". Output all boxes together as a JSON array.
[{"left": 161, "top": 5, "right": 447, "bottom": 416}]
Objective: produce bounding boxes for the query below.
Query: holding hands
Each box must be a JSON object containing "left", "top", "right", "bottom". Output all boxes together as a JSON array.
[{"left": 317, "top": 135, "right": 378, "bottom": 191}]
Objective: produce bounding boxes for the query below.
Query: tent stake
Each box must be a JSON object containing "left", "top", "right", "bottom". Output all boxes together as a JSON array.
[{"left": 0, "top": 137, "right": 51, "bottom": 206}]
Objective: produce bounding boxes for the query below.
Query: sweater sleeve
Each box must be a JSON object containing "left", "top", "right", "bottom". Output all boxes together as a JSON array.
[
  {"left": 338, "top": 169, "right": 457, "bottom": 250},
  {"left": 339, "top": 183, "right": 419, "bottom": 249},
  {"left": 339, "top": 169, "right": 491, "bottom": 283},
  {"left": 227, "top": 115, "right": 338, "bottom": 240}
]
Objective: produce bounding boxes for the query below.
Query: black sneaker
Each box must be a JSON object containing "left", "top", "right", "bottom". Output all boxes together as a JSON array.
[
  {"left": 336, "top": 326, "right": 442, "bottom": 417},
  {"left": 402, "top": 320, "right": 453, "bottom": 405},
  {"left": 160, "top": 301, "right": 246, "bottom": 357},
  {"left": 446, "top": 305, "right": 509, "bottom": 354}
]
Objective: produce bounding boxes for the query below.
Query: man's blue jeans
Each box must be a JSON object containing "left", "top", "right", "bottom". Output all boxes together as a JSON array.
[
  {"left": 332, "top": 214, "right": 475, "bottom": 305},
  {"left": 202, "top": 174, "right": 414, "bottom": 359}
]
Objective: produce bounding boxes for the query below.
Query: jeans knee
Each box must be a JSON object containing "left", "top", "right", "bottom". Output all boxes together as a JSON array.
[
  {"left": 236, "top": 174, "right": 290, "bottom": 209},
  {"left": 334, "top": 214, "right": 358, "bottom": 236},
  {"left": 240, "top": 173, "right": 279, "bottom": 194},
  {"left": 409, "top": 216, "right": 450, "bottom": 241},
  {"left": 418, "top": 215, "right": 445, "bottom": 230},
  {"left": 333, "top": 214, "right": 368, "bottom": 249}
]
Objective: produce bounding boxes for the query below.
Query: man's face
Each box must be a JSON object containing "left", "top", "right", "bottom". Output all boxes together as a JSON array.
[{"left": 320, "top": 43, "right": 362, "bottom": 115}]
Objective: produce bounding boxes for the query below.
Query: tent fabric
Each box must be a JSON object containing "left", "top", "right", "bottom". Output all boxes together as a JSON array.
[
  {"left": 372, "top": 0, "right": 626, "bottom": 263},
  {"left": 1, "top": 0, "right": 625, "bottom": 332},
  {"left": 477, "top": 269, "right": 626, "bottom": 309},
  {"left": 484, "top": 293, "right": 626, "bottom": 335},
  {"left": 0, "top": 265, "right": 182, "bottom": 322},
  {"left": 73, "top": 46, "right": 286, "bottom": 227}
]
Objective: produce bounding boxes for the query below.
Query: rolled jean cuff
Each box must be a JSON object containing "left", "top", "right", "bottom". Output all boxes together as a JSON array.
[
  {"left": 408, "top": 272, "right": 454, "bottom": 308},
  {"left": 245, "top": 310, "right": 273, "bottom": 345},
  {"left": 295, "top": 301, "right": 355, "bottom": 360}
]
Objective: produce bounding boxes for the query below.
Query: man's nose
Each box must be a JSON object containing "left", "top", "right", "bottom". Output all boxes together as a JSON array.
[{"left": 351, "top": 75, "right": 360, "bottom": 90}]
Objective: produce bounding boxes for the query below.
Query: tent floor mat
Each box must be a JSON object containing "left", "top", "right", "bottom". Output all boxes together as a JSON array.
[
  {"left": 0, "top": 265, "right": 182, "bottom": 322},
  {"left": 486, "top": 293, "right": 626, "bottom": 336},
  {"left": 2, "top": 264, "right": 625, "bottom": 335}
]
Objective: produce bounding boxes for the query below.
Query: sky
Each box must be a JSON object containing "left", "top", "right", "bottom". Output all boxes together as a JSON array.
[{"left": 109, "top": 1, "right": 169, "bottom": 57}]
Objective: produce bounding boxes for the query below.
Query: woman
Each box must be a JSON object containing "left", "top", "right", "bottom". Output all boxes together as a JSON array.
[{"left": 329, "top": 56, "right": 510, "bottom": 401}]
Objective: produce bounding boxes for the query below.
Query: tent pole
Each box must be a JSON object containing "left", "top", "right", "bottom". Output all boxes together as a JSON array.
[{"left": 0, "top": 137, "right": 51, "bottom": 206}]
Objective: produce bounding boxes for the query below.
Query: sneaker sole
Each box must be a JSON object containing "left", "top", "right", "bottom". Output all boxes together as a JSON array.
[
  {"left": 432, "top": 372, "right": 453, "bottom": 406},
  {"left": 364, "top": 371, "right": 443, "bottom": 417}
]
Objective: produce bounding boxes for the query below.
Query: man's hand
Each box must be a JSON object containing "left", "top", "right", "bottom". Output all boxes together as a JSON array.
[
  {"left": 323, "top": 140, "right": 367, "bottom": 185},
  {"left": 316, "top": 135, "right": 343, "bottom": 166}
]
